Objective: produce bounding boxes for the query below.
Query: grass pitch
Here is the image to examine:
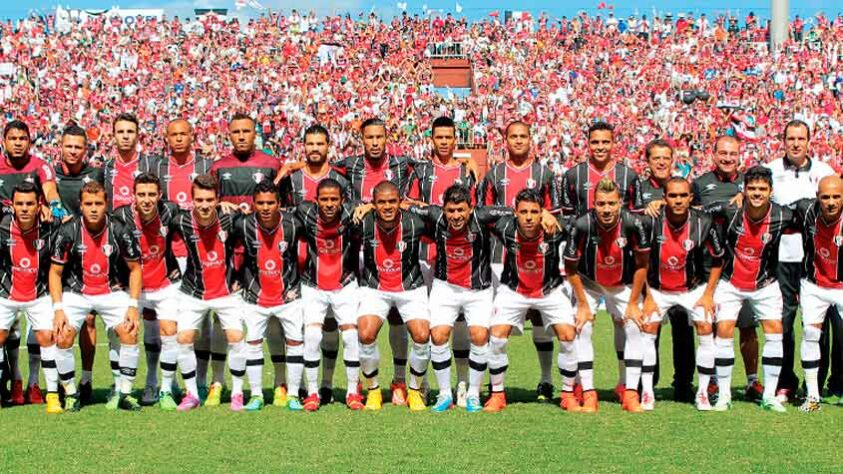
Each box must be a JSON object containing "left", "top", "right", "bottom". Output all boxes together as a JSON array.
[{"left": 1, "top": 314, "right": 842, "bottom": 473}]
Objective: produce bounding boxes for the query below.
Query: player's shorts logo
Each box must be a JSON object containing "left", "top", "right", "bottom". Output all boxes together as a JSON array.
[
  {"left": 119, "top": 186, "right": 130, "bottom": 196},
  {"left": 90, "top": 264, "right": 101, "bottom": 274},
  {"left": 19, "top": 257, "right": 30, "bottom": 269},
  {"left": 176, "top": 192, "right": 188, "bottom": 203},
  {"left": 207, "top": 251, "right": 219, "bottom": 262},
  {"left": 835, "top": 235, "right": 843, "bottom": 247},
  {"left": 102, "top": 245, "right": 113, "bottom": 256},
  {"left": 683, "top": 239, "right": 695, "bottom": 251},
  {"left": 278, "top": 241, "right": 288, "bottom": 253},
  {"left": 264, "top": 260, "right": 277, "bottom": 271},
  {"left": 615, "top": 237, "right": 627, "bottom": 248}
]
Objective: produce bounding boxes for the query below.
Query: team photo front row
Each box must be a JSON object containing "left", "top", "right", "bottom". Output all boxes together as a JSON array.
[{"left": 1, "top": 164, "right": 841, "bottom": 416}]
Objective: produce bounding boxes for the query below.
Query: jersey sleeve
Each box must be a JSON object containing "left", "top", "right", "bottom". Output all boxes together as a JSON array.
[
  {"left": 627, "top": 174, "right": 644, "bottom": 211},
  {"left": 474, "top": 206, "right": 513, "bottom": 225},
  {"left": 278, "top": 176, "right": 294, "bottom": 206},
  {"left": 703, "top": 214, "right": 725, "bottom": 258},
  {"left": 38, "top": 159, "right": 56, "bottom": 183},
  {"left": 406, "top": 204, "right": 437, "bottom": 224},
  {"left": 560, "top": 169, "right": 576, "bottom": 214},
  {"left": 476, "top": 172, "right": 496, "bottom": 207},
  {"left": 563, "top": 216, "right": 587, "bottom": 261},
  {"left": 791, "top": 198, "right": 814, "bottom": 231},
  {"left": 543, "top": 171, "right": 560, "bottom": 212},
  {"left": 406, "top": 168, "right": 421, "bottom": 200},
  {"left": 631, "top": 213, "right": 653, "bottom": 251},
  {"left": 50, "top": 221, "right": 75, "bottom": 264},
  {"left": 115, "top": 220, "right": 141, "bottom": 261},
  {"left": 331, "top": 157, "right": 350, "bottom": 176}
]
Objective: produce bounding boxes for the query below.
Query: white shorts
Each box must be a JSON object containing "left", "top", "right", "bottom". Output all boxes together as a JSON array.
[
  {"left": 140, "top": 284, "right": 181, "bottom": 321},
  {"left": 63, "top": 291, "right": 131, "bottom": 332},
  {"left": 492, "top": 285, "right": 574, "bottom": 335},
  {"left": 647, "top": 285, "right": 708, "bottom": 325},
  {"left": 176, "top": 257, "right": 187, "bottom": 275},
  {"left": 301, "top": 282, "right": 359, "bottom": 327},
  {"left": 429, "top": 280, "right": 493, "bottom": 329},
  {"left": 0, "top": 295, "right": 52, "bottom": 332},
  {"left": 714, "top": 280, "right": 783, "bottom": 323},
  {"left": 244, "top": 300, "right": 303, "bottom": 342},
  {"left": 357, "top": 286, "right": 429, "bottom": 323},
  {"left": 578, "top": 279, "right": 638, "bottom": 322},
  {"left": 178, "top": 293, "right": 245, "bottom": 332},
  {"left": 800, "top": 279, "right": 843, "bottom": 326}
]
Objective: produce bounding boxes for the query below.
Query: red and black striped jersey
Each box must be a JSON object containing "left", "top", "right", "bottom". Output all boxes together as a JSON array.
[
  {"left": 231, "top": 212, "right": 303, "bottom": 307},
  {"left": 408, "top": 205, "right": 512, "bottom": 290},
  {"left": 0, "top": 155, "right": 55, "bottom": 207},
  {"left": 54, "top": 163, "right": 105, "bottom": 216},
  {"left": 647, "top": 209, "right": 724, "bottom": 292},
  {"left": 167, "top": 210, "right": 237, "bottom": 300},
  {"left": 356, "top": 210, "right": 429, "bottom": 292},
  {"left": 332, "top": 155, "right": 414, "bottom": 202},
  {"left": 564, "top": 209, "right": 652, "bottom": 287},
  {"left": 51, "top": 215, "right": 140, "bottom": 295},
  {"left": 476, "top": 160, "right": 558, "bottom": 210},
  {"left": 210, "top": 150, "right": 279, "bottom": 209},
  {"left": 559, "top": 161, "right": 642, "bottom": 216},
  {"left": 493, "top": 215, "right": 568, "bottom": 297},
  {"left": 150, "top": 155, "right": 214, "bottom": 210},
  {"left": 102, "top": 154, "right": 159, "bottom": 211},
  {"left": 295, "top": 201, "right": 360, "bottom": 291},
  {"left": 279, "top": 169, "right": 351, "bottom": 206},
  {"left": 716, "top": 204, "right": 793, "bottom": 291},
  {"left": 794, "top": 199, "right": 843, "bottom": 289},
  {"left": 407, "top": 160, "right": 476, "bottom": 206},
  {"left": 113, "top": 202, "right": 182, "bottom": 292},
  {"left": 0, "top": 216, "right": 57, "bottom": 300}
]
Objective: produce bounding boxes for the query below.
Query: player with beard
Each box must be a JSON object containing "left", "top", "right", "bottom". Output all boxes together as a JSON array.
[
  {"left": 206, "top": 113, "right": 283, "bottom": 407},
  {"left": 279, "top": 125, "right": 350, "bottom": 404},
  {"left": 692, "top": 136, "right": 763, "bottom": 402},
  {"left": 564, "top": 178, "right": 652, "bottom": 413},
  {"left": 709, "top": 166, "right": 793, "bottom": 412},
  {"left": 641, "top": 177, "right": 724, "bottom": 411},
  {"left": 0, "top": 120, "right": 61, "bottom": 406},
  {"left": 54, "top": 124, "right": 105, "bottom": 405},
  {"left": 49, "top": 181, "right": 142, "bottom": 412},
  {"left": 102, "top": 113, "right": 159, "bottom": 211},
  {"left": 113, "top": 173, "right": 183, "bottom": 410},
  {"left": 0, "top": 183, "right": 62, "bottom": 413},
  {"left": 476, "top": 120, "right": 561, "bottom": 403}
]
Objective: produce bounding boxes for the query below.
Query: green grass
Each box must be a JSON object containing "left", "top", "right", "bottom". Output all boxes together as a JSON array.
[{"left": 2, "top": 314, "right": 842, "bottom": 473}]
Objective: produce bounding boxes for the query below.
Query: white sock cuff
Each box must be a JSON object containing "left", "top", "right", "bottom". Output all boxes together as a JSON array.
[{"left": 803, "top": 326, "right": 822, "bottom": 342}]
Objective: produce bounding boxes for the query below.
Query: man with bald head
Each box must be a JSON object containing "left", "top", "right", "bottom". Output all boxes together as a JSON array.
[{"left": 794, "top": 176, "right": 843, "bottom": 412}]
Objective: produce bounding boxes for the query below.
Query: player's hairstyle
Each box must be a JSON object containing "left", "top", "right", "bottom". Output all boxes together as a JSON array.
[
  {"left": 229, "top": 112, "right": 256, "bottom": 127},
  {"left": 12, "top": 181, "right": 39, "bottom": 201},
  {"left": 372, "top": 180, "right": 398, "bottom": 200},
  {"left": 594, "top": 177, "right": 620, "bottom": 197},
  {"left": 431, "top": 116, "right": 456, "bottom": 134},
  {"left": 645, "top": 139, "right": 673, "bottom": 160},
  {"left": 443, "top": 184, "right": 472, "bottom": 206},
  {"left": 514, "top": 188, "right": 543, "bottom": 207},
  {"left": 253, "top": 179, "right": 280, "bottom": 200},
  {"left": 783, "top": 119, "right": 811, "bottom": 140},
  {"left": 714, "top": 135, "right": 740, "bottom": 151},
  {"left": 133, "top": 172, "right": 161, "bottom": 192},
  {"left": 304, "top": 124, "right": 330, "bottom": 143},
  {"left": 192, "top": 174, "right": 218, "bottom": 196},
  {"left": 505, "top": 120, "right": 530, "bottom": 137},
  {"left": 587, "top": 121, "right": 614, "bottom": 138},
  {"left": 167, "top": 118, "right": 193, "bottom": 132},
  {"left": 361, "top": 118, "right": 386, "bottom": 133},
  {"left": 665, "top": 176, "right": 691, "bottom": 192},
  {"left": 79, "top": 180, "right": 107, "bottom": 200},
  {"left": 317, "top": 178, "right": 344, "bottom": 197},
  {"left": 112, "top": 112, "right": 139, "bottom": 132},
  {"left": 3, "top": 120, "right": 30, "bottom": 139},
  {"left": 62, "top": 124, "right": 87, "bottom": 142},
  {"left": 744, "top": 165, "right": 773, "bottom": 188}
]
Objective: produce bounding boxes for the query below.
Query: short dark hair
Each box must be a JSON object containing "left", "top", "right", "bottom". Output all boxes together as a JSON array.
[
  {"left": 665, "top": 177, "right": 691, "bottom": 192},
  {"left": 62, "top": 124, "right": 87, "bottom": 141},
  {"left": 317, "top": 178, "right": 343, "bottom": 197},
  {"left": 304, "top": 124, "right": 330, "bottom": 143},
  {"left": 431, "top": 116, "right": 456, "bottom": 134},
  {"left": 112, "top": 113, "right": 139, "bottom": 132},
  {"left": 442, "top": 184, "right": 472, "bottom": 206},
  {"left": 587, "top": 121, "right": 614, "bottom": 138},
  {"left": 744, "top": 166, "right": 773, "bottom": 188},
  {"left": 253, "top": 179, "right": 280, "bottom": 200},
  {"left": 80, "top": 181, "right": 107, "bottom": 200},
  {"left": 3, "top": 120, "right": 30, "bottom": 139},
  {"left": 372, "top": 180, "right": 398, "bottom": 200},
  {"left": 229, "top": 113, "right": 256, "bottom": 127},
  {"left": 361, "top": 118, "right": 386, "bottom": 133},
  {"left": 133, "top": 172, "right": 161, "bottom": 191},
  {"left": 12, "top": 182, "right": 39, "bottom": 201},
  {"left": 505, "top": 120, "right": 530, "bottom": 137},
  {"left": 783, "top": 119, "right": 811, "bottom": 140},
  {"left": 514, "top": 188, "right": 543, "bottom": 207},
  {"left": 192, "top": 174, "right": 218, "bottom": 195},
  {"left": 645, "top": 139, "right": 673, "bottom": 160}
]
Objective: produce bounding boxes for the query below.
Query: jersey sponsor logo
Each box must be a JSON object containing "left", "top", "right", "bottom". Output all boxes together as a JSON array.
[
  {"left": 148, "top": 244, "right": 161, "bottom": 257},
  {"left": 102, "top": 244, "right": 113, "bottom": 256},
  {"left": 176, "top": 192, "right": 189, "bottom": 203},
  {"left": 264, "top": 259, "right": 277, "bottom": 271},
  {"left": 663, "top": 255, "right": 683, "bottom": 270},
  {"left": 604, "top": 256, "right": 616, "bottom": 265},
  {"left": 207, "top": 251, "right": 219, "bottom": 262},
  {"left": 119, "top": 185, "right": 131, "bottom": 196},
  {"left": 18, "top": 257, "right": 31, "bottom": 269},
  {"left": 379, "top": 258, "right": 400, "bottom": 272},
  {"left": 522, "top": 260, "right": 538, "bottom": 271},
  {"left": 819, "top": 247, "right": 831, "bottom": 259},
  {"left": 683, "top": 239, "right": 695, "bottom": 251},
  {"left": 89, "top": 264, "right": 102, "bottom": 275}
]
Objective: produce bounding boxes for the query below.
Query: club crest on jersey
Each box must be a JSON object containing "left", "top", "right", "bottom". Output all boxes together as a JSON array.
[
  {"left": 835, "top": 235, "right": 843, "bottom": 247},
  {"left": 34, "top": 239, "right": 45, "bottom": 250},
  {"left": 337, "top": 225, "right": 345, "bottom": 233},
  {"left": 467, "top": 232, "right": 476, "bottom": 242},
  {"left": 397, "top": 241, "right": 407, "bottom": 253},
  {"left": 189, "top": 172, "right": 199, "bottom": 182},
  {"left": 218, "top": 230, "right": 228, "bottom": 242},
  {"left": 133, "top": 169, "right": 142, "bottom": 178},
  {"left": 160, "top": 226, "right": 168, "bottom": 238},
  {"left": 761, "top": 233, "right": 772, "bottom": 244},
  {"left": 82, "top": 176, "right": 92, "bottom": 184},
  {"left": 384, "top": 169, "right": 394, "bottom": 180},
  {"left": 616, "top": 237, "right": 627, "bottom": 248},
  {"left": 538, "top": 242, "right": 549, "bottom": 254},
  {"left": 454, "top": 178, "right": 462, "bottom": 185},
  {"left": 252, "top": 172, "right": 265, "bottom": 183},
  {"left": 683, "top": 239, "right": 695, "bottom": 251},
  {"left": 278, "top": 241, "right": 288, "bottom": 253},
  {"left": 526, "top": 178, "right": 537, "bottom": 189},
  {"left": 102, "top": 244, "right": 113, "bottom": 256}
]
